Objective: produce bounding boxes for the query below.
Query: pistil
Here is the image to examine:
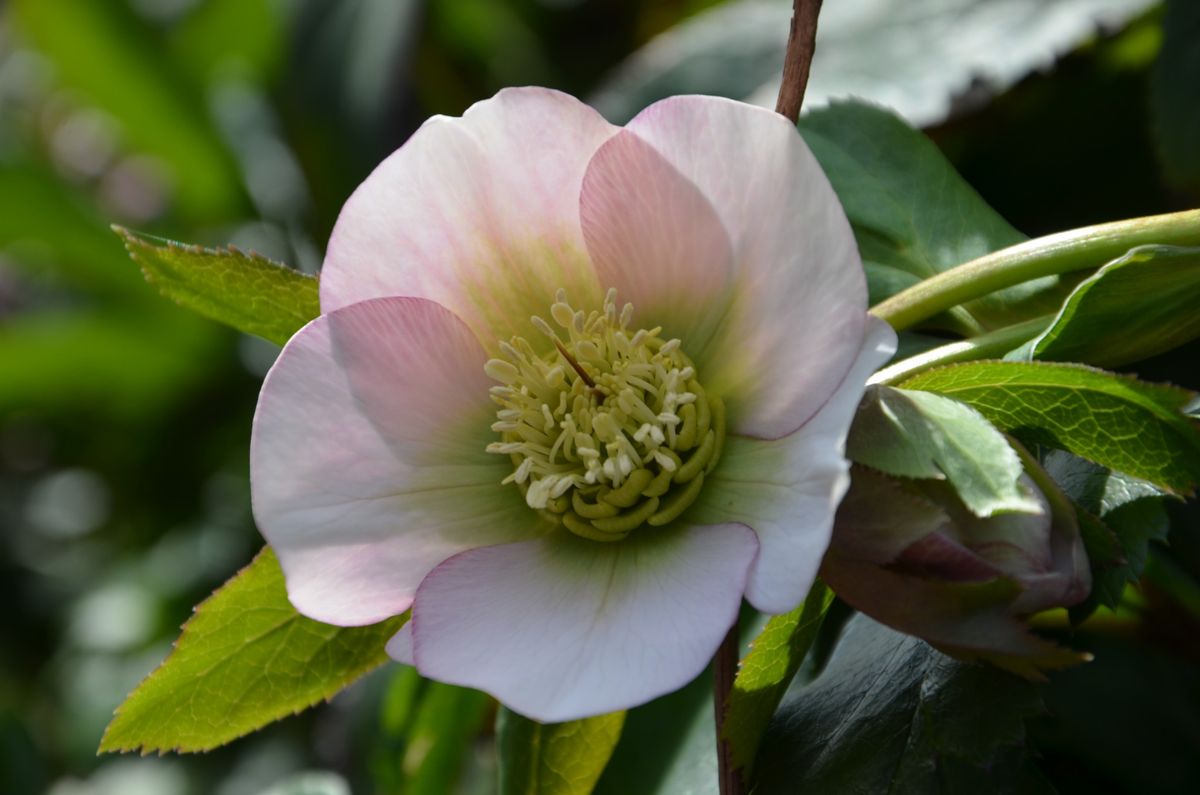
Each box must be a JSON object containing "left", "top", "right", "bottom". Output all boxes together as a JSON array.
[{"left": 484, "top": 289, "right": 725, "bottom": 542}]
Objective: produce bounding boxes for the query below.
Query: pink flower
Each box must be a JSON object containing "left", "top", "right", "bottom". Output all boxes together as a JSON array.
[{"left": 250, "top": 88, "right": 895, "bottom": 722}]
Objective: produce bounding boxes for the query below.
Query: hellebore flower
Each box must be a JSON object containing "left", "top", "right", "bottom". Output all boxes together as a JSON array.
[
  {"left": 250, "top": 88, "right": 896, "bottom": 722},
  {"left": 821, "top": 468, "right": 1092, "bottom": 676}
]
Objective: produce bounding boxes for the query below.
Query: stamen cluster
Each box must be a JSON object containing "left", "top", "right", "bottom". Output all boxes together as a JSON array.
[{"left": 485, "top": 289, "right": 724, "bottom": 541}]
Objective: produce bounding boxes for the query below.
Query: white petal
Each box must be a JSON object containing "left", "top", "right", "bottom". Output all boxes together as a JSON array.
[
  {"left": 320, "top": 87, "right": 618, "bottom": 350},
  {"left": 251, "top": 297, "right": 545, "bottom": 626},
  {"left": 579, "top": 129, "right": 735, "bottom": 356},
  {"left": 408, "top": 524, "right": 758, "bottom": 722},
  {"left": 626, "top": 95, "right": 869, "bottom": 438},
  {"left": 693, "top": 316, "right": 897, "bottom": 613}
]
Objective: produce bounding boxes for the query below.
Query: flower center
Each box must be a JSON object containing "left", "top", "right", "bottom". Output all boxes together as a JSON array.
[{"left": 484, "top": 288, "right": 725, "bottom": 542}]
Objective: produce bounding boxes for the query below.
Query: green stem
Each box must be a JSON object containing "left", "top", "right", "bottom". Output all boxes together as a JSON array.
[
  {"left": 871, "top": 209, "right": 1200, "bottom": 331},
  {"left": 870, "top": 314, "right": 1055, "bottom": 386}
]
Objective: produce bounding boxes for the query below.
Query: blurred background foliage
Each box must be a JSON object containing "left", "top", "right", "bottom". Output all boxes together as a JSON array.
[{"left": 0, "top": 1, "right": 1197, "bottom": 793}]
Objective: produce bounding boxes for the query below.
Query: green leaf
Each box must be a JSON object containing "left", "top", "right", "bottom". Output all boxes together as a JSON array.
[
  {"left": 1152, "top": 0, "right": 1200, "bottom": 190},
  {"left": 1030, "top": 245, "right": 1200, "bottom": 367},
  {"left": 402, "top": 683, "right": 491, "bottom": 795},
  {"left": 848, "top": 386, "right": 1040, "bottom": 516},
  {"left": 722, "top": 581, "right": 832, "bottom": 776},
  {"left": 1042, "top": 450, "right": 1169, "bottom": 616},
  {"left": 594, "top": 665, "right": 717, "bottom": 795},
  {"left": 591, "top": 0, "right": 1154, "bottom": 127},
  {"left": 798, "top": 101, "right": 1079, "bottom": 331},
  {"left": 900, "top": 361, "right": 1200, "bottom": 495},
  {"left": 755, "top": 616, "right": 1046, "bottom": 794},
  {"left": 116, "top": 226, "right": 319, "bottom": 345},
  {"left": 99, "top": 547, "right": 405, "bottom": 753},
  {"left": 0, "top": 311, "right": 223, "bottom": 417},
  {"left": 497, "top": 708, "right": 625, "bottom": 795},
  {"left": 11, "top": 0, "right": 244, "bottom": 219}
]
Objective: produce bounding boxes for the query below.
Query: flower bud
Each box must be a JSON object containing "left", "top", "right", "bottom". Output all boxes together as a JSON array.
[{"left": 821, "top": 467, "right": 1092, "bottom": 676}]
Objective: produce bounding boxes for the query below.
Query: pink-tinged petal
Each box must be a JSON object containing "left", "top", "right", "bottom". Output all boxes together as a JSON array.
[
  {"left": 320, "top": 88, "right": 618, "bottom": 350},
  {"left": 691, "top": 317, "right": 897, "bottom": 613},
  {"left": 625, "top": 95, "right": 869, "bottom": 438},
  {"left": 407, "top": 524, "right": 759, "bottom": 723},
  {"left": 580, "top": 129, "right": 734, "bottom": 354},
  {"left": 386, "top": 623, "right": 414, "bottom": 665},
  {"left": 251, "top": 297, "right": 545, "bottom": 626}
]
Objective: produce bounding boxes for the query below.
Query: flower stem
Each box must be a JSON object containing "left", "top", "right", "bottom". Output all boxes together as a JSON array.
[
  {"left": 869, "top": 313, "right": 1055, "bottom": 386},
  {"left": 870, "top": 209, "right": 1200, "bottom": 332},
  {"left": 775, "top": 0, "right": 824, "bottom": 123},
  {"left": 714, "top": 623, "right": 744, "bottom": 795}
]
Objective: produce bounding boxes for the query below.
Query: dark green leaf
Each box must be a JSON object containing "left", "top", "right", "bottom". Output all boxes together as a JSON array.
[
  {"left": 1152, "top": 0, "right": 1200, "bottom": 190},
  {"left": 848, "top": 386, "right": 1038, "bottom": 516},
  {"left": 99, "top": 547, "right": 405, "bottom": 753},
  {"left": 497, "top": 708, "right": 625, "bottom": 795},
  {"left": 722, "top": 581, "right": 832, "bottom": 776},
  {"left": 594, "top": 666, "right": 717, "bottom": 795},
  {"left": 1043, "top": 450, "right": 1170, "bottom": 615},
  {"left": 798, "top": 101, "right": 1076, "bottom": 331},
  {"left": 1031, "top": 245, "right": 1200, "bottom": 367},
  {"left": 116, "top": 226, "right": 319, "bottom": 345},
  {"left": 755, "top": 616, "right": 1045, "bottom": 794},
  {"left": 901, "top": 361, "right": 1200, "bottom": 495},
  {"left": 591, "top": 0, "right": 1154, "bottom": 128}
]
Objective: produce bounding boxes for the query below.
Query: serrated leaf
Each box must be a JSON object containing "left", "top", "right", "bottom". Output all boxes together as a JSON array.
[
  {"left": 848, "top": 386, "right": 1039, "bottom": 517},
  {"left": 99, "top": 547, "right": 405, "bottom": 754},
  {"left": 1030, "top": 245, "right": 1200, "bottom": 367},
  {"left": 497, "top": 708, "right": 625, "bottom": 795},
  {"left": 116, "top": 226, "right": 319, "bottom": 345},
  {"left": 900, "top": 361, "right": 1200, "bottom": 495},
  {"left": 755, "top": 616, "right": 1045, "bottom": 794},
  {"left": 722, "top": 581, "right": 832, "bottom": 776},
  {"left": 1152, "top": 0, "right": 1200, "bottom": 190}
]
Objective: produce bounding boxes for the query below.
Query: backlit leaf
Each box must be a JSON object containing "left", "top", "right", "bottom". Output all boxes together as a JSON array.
[
  {"left": 116, "top": 226, "right": 319, "bottom": 345},
  {"left": 99, "top": 547, "right": 405, "bottom": 753},
  {"left": 901, "top": 361, "right": 1200, "bottom": 495}
]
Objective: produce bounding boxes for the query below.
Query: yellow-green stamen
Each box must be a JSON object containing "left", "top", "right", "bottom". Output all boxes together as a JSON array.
[{"left": 484, "top": 288, "right": 725, "bottom": 542}]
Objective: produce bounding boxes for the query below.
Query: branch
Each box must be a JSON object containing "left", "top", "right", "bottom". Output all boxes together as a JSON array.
[{"left": 775, "top": 0, "right": 824, "bottom": 123}]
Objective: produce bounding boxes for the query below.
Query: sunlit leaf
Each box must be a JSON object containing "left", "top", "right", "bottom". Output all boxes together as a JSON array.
[
  {"left": 848, "top": 386, "right": 1039, "bottom": 517},
  {"left": 99, "top": 547, "right": 405, "bottom": 753},
  {"left": 497, "top": 708, "right": 625, "bottom": 795},
  {"left": 116, "top": 226, "right": 318, "bottom": 345},
  {"left": 1029, "top": 245, "right": 1200, "bottom": 367},
  {"left": 901, "top": 361, "right": 1200, "bottom": 495},
  {"left": 755, "top": 616, "right": 1048, "bottom": 794},
  {"left": 722, "top": 581, "right": 832, "bottom": 776}
]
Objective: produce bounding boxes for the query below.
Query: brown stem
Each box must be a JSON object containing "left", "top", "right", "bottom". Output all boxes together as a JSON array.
[
  {"left": 714, "top": 623, "right": 744, "bottom": 795},
  {"left": 775, "top": 0, "right": 824, "bottom": 123}
]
